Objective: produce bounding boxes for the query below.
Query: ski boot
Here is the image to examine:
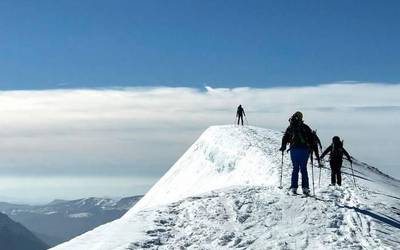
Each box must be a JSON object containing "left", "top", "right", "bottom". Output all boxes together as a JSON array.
[{"left": 302, "top": 188, "right": 310, "bottom": 196}]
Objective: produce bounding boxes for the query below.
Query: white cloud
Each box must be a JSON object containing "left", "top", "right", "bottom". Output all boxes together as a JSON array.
[
  {"left": 0, "top": 82, "right": 399, "bottom": 201},
  {"left": 0, "top": 176, "right": 156, "bottom": 204}
]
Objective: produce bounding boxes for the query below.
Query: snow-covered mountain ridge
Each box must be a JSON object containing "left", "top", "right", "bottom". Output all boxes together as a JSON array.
[{"left": 52, "top": 125, "right": 400, "bottom": 250}]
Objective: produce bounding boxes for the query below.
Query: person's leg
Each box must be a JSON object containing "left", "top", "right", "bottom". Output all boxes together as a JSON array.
[
  {"left": 240, "top": 115, "right": 244, "bottom": 125},
  {"left": 290, "top": 149, "right": 300, "bottom": 191},
  {"left": 337, "top": 163, "right": 342, "bottom": 186},
  {"left": 237, "top": 116, "right": 239, "bottom": 125},
  {"left": 331, "top": 161, "right": 341, "bottom": 186},
  {"left": 330, "top": 168, "right": 336, "bottom": 185},
  {"left": 298, "top": 148, "right": 310, "bottom": 190},
  {"left": 330, "top": 162, "right": 336, "bottom": 185}
]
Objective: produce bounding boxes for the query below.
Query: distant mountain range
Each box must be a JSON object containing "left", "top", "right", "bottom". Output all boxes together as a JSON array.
[
  {"left": 0, "top": 196, "right": 142, "bottom": 247},
  {"left": 0, "top": 212, "right": 48, "bottom": 250}
]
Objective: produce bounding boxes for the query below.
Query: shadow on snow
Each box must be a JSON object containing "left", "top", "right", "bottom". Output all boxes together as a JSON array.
[{"left": 338, "top": 205, "right": 400, "bottom": 229}]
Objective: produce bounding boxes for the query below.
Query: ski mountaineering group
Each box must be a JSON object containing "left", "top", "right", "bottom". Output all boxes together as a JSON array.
[{"left": 236, "top": 105, "right": 353, "bottom": 196}]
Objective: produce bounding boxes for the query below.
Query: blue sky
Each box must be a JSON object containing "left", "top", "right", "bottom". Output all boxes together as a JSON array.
[{"left": 0, "top": 0, "right": 399, "bottom": 90}]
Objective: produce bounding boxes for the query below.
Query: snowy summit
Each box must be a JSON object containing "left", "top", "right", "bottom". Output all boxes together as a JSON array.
[{"left": 52, "top": 125, "right": 400, "bottom": 249}]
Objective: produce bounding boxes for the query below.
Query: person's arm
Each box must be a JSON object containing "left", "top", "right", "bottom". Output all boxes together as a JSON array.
[
  {"left": 320, "top": 145, "right": 332, "bottom": 160},
  {"left": 314, "top": 141, "right": 321, "bottom": 162},
  {"left": 243, "top": 110, "right": 246, "bottom": 116},
  {"left": 316, "top": 136, "right": 322, "bottom": 150},
  {"left": 280, "top": 127, "right": 290, "bottom": 151},
  {"left": 314, "top": 146, "right": 320, "bottom": 161},
  {"left": 343, "top": 148, "right": 352, "bottom": 163},
  {"left": 304, "top": 125, "right": 320, "bottom": 161}
]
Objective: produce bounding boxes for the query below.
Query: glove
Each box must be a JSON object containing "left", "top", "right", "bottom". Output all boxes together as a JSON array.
[
  {"left": 349, "top": 159, "right": 353, "bottom": 164},
  {"left": 318, "top": 162, "right": 324, "bottom": 168},
  {"left": 279, "top": 146, "right": 286, "bottom": 152}
]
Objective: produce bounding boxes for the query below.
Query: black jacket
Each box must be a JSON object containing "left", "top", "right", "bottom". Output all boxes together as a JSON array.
[
  {"left": 321, "top": 144, "right": 351, "bottom": 163},
  {"left": 281, "top": 122, "right": 320, "bottom": 160},
  {"left": 237, "top": 106, "right": 245, "bottom": 116}
]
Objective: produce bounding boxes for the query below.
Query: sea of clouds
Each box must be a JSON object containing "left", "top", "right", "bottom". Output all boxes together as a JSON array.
[{"left": 0, "top": 82, "right": 398, "bottom": 202}]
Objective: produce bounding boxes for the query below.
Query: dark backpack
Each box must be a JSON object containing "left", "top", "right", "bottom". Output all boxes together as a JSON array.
[
  {"left": 331, "top": 141, "right": 344, "bottom": 160},
  {"left": 289, "top": 121, "right": 308, "bottom": 146}
]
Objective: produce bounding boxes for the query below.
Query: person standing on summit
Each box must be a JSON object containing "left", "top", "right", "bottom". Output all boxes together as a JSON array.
[
  {"left": 236, "top": 105, "right": 246, "bottom": 126},
  {"left": 279, "top": 112, "right": 320, "bottom": 195}
]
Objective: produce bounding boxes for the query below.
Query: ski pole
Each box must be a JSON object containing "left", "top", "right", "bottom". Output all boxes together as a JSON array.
[
  {"left": 310, "top": 153, "right": 315, "bottom": 196},
  {"left": 245, "top": 116, "right": 249, "bottom": 126},
  {"left": 318, "top": 163, "right": 322, "bottom": 188},
  {"left": 350, "top": 161, "right": 357, "bottom": 189},
  {"left": 279, "top": 151, "right": 283, "bottom": 189}
]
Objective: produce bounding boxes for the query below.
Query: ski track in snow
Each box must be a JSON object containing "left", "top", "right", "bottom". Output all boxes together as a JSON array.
[
  {"left": 51, "top": 125, "right": 400, "bottom": 250},
  {"left": 127, "top": 185, "right": 398, "bottom": 250}
]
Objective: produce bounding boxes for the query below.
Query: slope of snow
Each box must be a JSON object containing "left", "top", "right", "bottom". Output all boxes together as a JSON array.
[
  {"left": 51, "top": 125, "right": 400, "bottom": 250},
  {"left": 128, "top": 125, "right": 283, "bottom": 214}
]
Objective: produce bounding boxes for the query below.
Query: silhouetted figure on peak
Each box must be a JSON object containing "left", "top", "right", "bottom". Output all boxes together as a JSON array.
[{"left": 236, "top": 105, "right": 246, "bottom": 126}]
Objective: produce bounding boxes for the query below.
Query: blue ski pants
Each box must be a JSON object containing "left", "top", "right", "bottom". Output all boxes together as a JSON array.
[{"left": 290, "top": 147, "right": 310, "bottom": 189}]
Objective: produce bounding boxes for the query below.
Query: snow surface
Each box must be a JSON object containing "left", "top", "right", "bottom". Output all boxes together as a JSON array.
[{"left": 51, "top": 125, "right": 400, "bottom": 250}]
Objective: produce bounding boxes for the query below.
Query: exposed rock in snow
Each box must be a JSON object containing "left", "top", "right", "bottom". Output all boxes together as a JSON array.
[
  {"left": 51, "top": 125, "right": 400, "bottom": 250},
  {"left": 68, "top": 212, "right": 92, "bottom": 218}
]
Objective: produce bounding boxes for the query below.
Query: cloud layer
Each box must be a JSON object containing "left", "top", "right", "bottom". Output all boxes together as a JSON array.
[{"left": 0, "top": 83, "right": 399, "bottom": 202}]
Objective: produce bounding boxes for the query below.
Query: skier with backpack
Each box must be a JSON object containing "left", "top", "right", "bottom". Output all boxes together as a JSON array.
[
  {"left": 279, "top": 111, "right": 321, "bottom": 195},
  {"left": 320, "top": 136, "right": 352, "bottom": 186},
  {"left": 236, "top": 105, "right": 246, "bottom": 126}
]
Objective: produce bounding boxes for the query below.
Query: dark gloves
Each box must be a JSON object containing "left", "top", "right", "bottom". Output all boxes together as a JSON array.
[{"left": 279, "top": 145, "right": 286, "bottom": 152}]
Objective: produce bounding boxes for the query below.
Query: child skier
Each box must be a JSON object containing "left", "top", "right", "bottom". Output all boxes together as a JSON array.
[{"left": 320, "top": 136, "right": 352, "bottom": 186}]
